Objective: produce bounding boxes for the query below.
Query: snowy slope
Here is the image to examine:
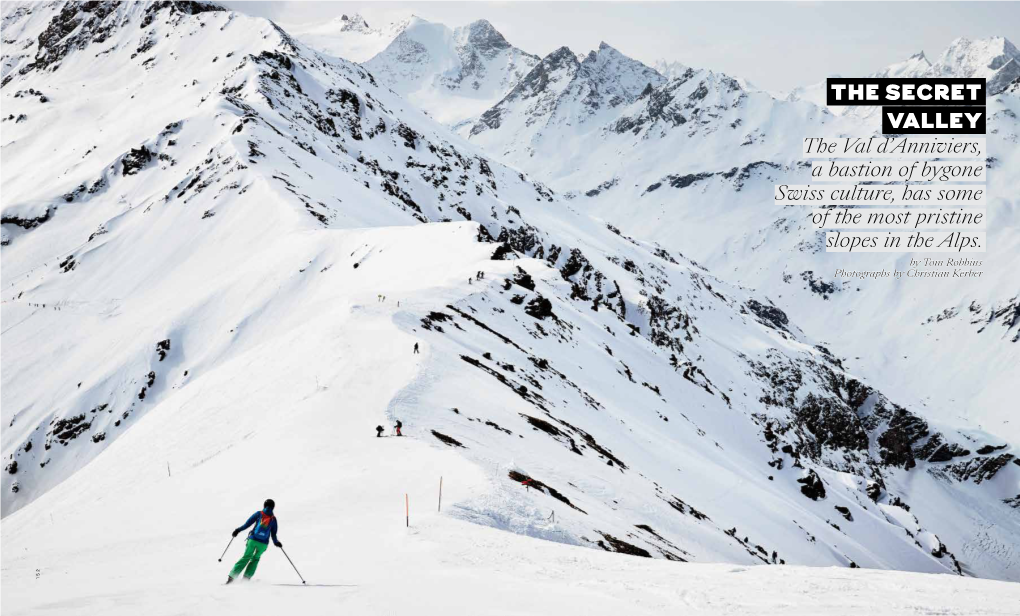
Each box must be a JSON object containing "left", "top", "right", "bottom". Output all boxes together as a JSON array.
[
  {"left": 281, "top": 12, "right": 407, "bottom": 63},
  {"left": 362, "top": 17, "right": 539, "bottom": 127},
  {"left": 4, "top": 329, "right": 1018, "bottom": 616},
  {"left": 1, "top": 2, "right": 1019, "bottom": 605},
  {"left": 3, "top": 296, "right": 1019, "bottom": 616}
]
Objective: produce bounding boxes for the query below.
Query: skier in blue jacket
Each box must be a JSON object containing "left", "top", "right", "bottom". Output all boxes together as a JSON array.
[{"left": 226, "top": 498, "right": 282, "bottom": 583}]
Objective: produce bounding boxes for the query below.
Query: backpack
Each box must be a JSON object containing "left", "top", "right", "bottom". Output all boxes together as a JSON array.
[{"left": 250, "top": 510, "right": 274, "bottom": 542}]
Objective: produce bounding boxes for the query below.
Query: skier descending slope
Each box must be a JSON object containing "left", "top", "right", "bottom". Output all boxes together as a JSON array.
[{"left": 226, "top": 499, "right": 282, "bottom": 584}]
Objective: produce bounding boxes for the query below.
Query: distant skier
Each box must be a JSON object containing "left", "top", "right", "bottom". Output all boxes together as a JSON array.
[
  {"left": 395, "top": 420, "right": 403, "bottom": 437},
  {"left": 413, "top": 342, "right": 419, "bottom": 354},
  {"left": 376, "top": 425, "right": 384, "bottom": 438},
  {"left": 226, "top": 499, "right": 282, "bottom": 584}
]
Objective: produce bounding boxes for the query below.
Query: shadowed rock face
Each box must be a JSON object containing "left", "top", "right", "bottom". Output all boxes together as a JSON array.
[
  {"left": 796, "top": 394, "right": 870, "bottom": 454},
  {"left": 797, "top": 470, "right": 826, "bottom": 500},
  {"left": 931, "top": 454, "right": 1017, "bottom": 484},
  {"left": 27, "top": 1, "right": 223, "bottom": 73},
  {"left": 33, "top": 2, "right": 120, "bottom": 71},
  {"left": 920, "top": 435, "right": 970, "bottom": 463},
  {"left": 746, "top": 299, "right": 789, "bottom": 332},
  {"left": 1, "top": 208, "right": 53, "bottom": 230}
]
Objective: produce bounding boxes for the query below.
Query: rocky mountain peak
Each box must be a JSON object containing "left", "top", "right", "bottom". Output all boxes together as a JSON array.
[
  {"left": 537, "top": 46, "right": 578, "bottom": 71},
  {"left": 576, "top": 42, "right": 665, "bottom": 105},
  {"left": 545, "top": 45, "right": 579, "bottom": 64},
  {"left": 586, "top": 41, "right": 622, "bottom": 63},
  {"left": 465, "top": 19, "right": 507, "bottom": 44},
  {"left": 870, "top": 50, "right": 931, "bottom": 79},
  {"left": 502, "top": 46, "right": 578, "bottom": 102},
  {"left": 337, "top": 12, "right": 371, "bottom": 33},
  {"left": 458, "top": 18, "right": 513, "bottom": 56},
  {"left": 930, "top": 35, "right": 1020, "bottom": 93},
  {"left": 932, "top": 35, "right": 1019, "bottom": 72},
  {"left": 404, "top": 14, "right": 430, "bottom": 28},
  {"left": 468, "top": 40, "right": 671, "bottom": 139},
  {"left": 363, "top": 14, "right": 538, "bottom": 125},
  {"left": 1003, "top": 36, "right": 1020, "bottom": 58},
  {"left": 653, "top": 59, "right": 689, "bottom": 80}
]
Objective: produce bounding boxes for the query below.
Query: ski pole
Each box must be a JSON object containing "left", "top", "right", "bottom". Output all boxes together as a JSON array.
[
  {"left": 218, "top": 536, "right": 235, "bottom": 562},
  {"left": 280, "top": 547, "right": 306, "bottom": 584}
]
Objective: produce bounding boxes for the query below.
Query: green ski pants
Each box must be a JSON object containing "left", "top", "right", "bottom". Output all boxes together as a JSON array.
[{"left": 229, "top": 538, "right": 268, "bottom": 580}]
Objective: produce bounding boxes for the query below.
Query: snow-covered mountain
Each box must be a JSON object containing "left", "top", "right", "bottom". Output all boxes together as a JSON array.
[
  {"left": 790, "top": 37, "right": 1020, "bottom": 112},
  {"left": 464, "top": 43, "right": 820, "bottom": 184},
  {"left": 788, "top": 53, "right": 931, "bottom": 113},
  {"left": 1, "top": 3, "right": 1019, "bottom": 611},
  {"left": 465, "top": 50, "right": 848, "bottom": 211},
  {"left": 829, "top": 52, "right": 936, "bottom": 120},
  {"left": 468, "top": 42, "right": 668, "bottom": 164},
  {"left": 281, "top": 12, "right": 408, "bottom": 63},
  {"left": 458, "top": 36, "right": 1020, "bottom": 447},
  {"left": 361, "top": 17, "right": 539, "bottom": 127},
  {"left": 930, "top": 36, "right": 1020, "bottom": 95}
]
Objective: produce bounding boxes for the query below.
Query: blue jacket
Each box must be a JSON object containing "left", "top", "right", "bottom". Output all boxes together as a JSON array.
[{"left": 236, "top": 508, "right": 279, "bottom": 545}]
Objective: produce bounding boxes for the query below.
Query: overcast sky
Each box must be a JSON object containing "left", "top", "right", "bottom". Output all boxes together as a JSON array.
[{"left": 222, "top": 2, "right": 1018, "bottom": 92}]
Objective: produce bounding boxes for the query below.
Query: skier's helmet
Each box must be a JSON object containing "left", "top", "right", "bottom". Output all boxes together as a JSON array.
[{"left": 264, "top": 498, "right": 275, "bottom": 511}]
